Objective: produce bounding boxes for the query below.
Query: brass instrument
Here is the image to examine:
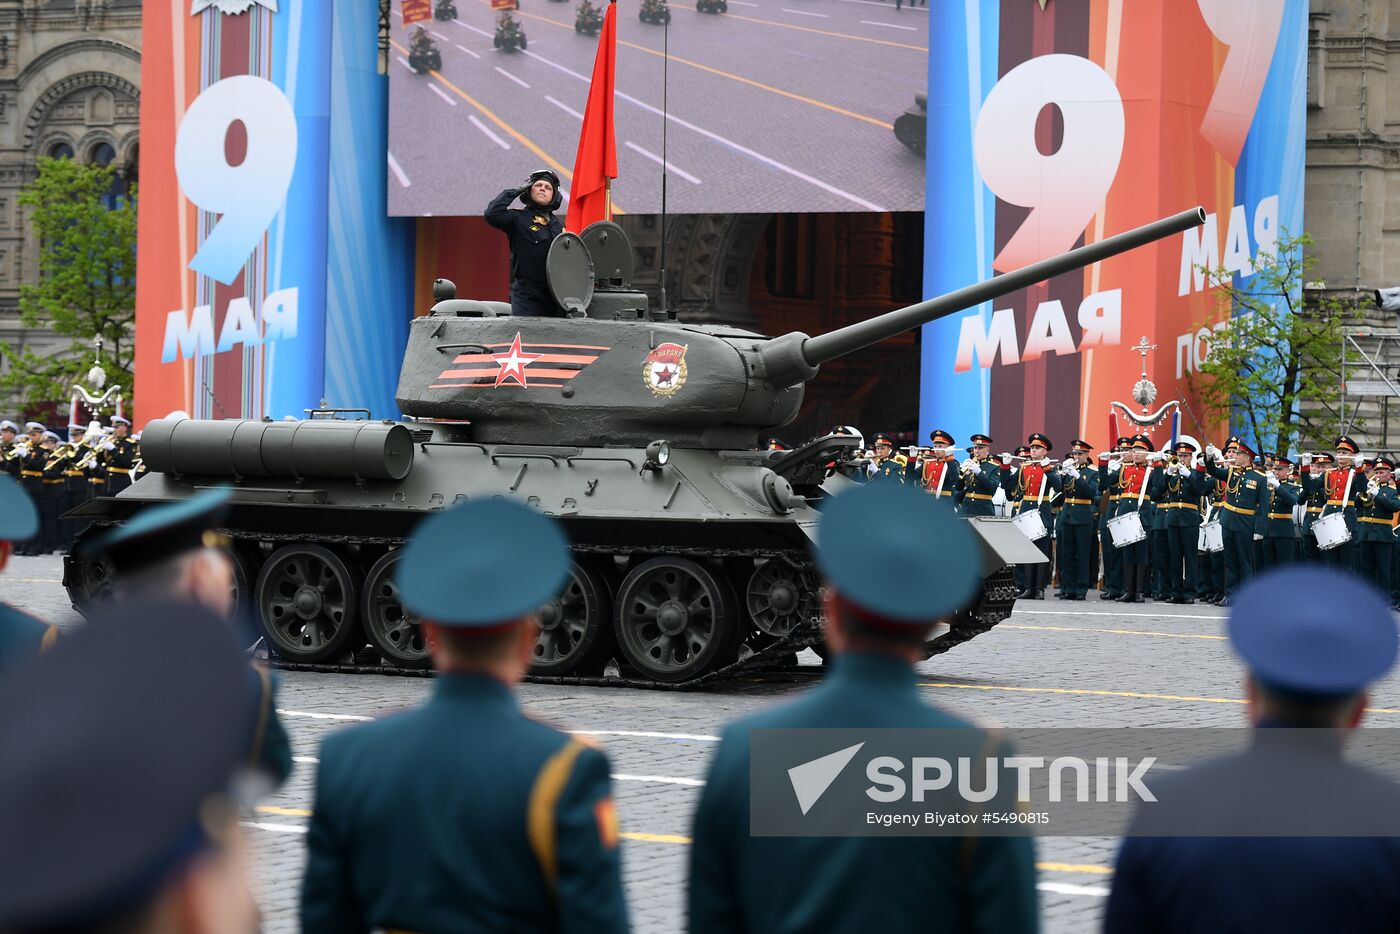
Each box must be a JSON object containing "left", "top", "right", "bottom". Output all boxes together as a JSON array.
[{"left": 3, "top": 440, "right": 31, "bottom": 461}]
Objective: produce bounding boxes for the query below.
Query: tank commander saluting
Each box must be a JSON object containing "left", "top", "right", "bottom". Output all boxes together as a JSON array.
[{"left": 486, "top": 169, "right": 566, "bottom": 317}]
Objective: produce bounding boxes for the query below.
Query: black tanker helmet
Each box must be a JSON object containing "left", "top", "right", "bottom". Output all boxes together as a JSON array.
[{"left": 522, "top": 169, "right": 563, "bottom": 212}]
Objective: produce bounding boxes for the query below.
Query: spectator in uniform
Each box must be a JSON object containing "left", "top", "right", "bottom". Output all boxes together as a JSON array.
[
  {"left": 1107, "top": 566, "right": 1400, "bottom": 932},
  {"left": 88, "top": 487, "right": 292, "bottom": 788},
  {"left": 0, "top": 475, "right": 54, "bottom": 674},
  {"left": 301, "top": 498, "right": 629, "bottom": 933},
  {"left": 689, "top": 482, "right": 1037, "bottom": 933},
  {"left": 0, "top": 603, "right": 271, "bottom": 932}
]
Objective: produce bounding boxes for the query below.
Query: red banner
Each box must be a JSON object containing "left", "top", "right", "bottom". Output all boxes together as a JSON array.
[{"left": 402, "top": 0, "right": 431, "bottom": 25}]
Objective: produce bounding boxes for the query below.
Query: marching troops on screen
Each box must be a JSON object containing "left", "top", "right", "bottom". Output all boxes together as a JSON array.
[
  {"left": 855, "top": 427, "right": 1400, "bottom": 609},
  {"left": 0, "top": 415, "right": 141, "bottom": 555}
]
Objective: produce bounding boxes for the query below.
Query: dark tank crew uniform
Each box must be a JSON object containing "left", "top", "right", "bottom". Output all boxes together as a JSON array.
[{"left": 486, "top": 169, "right": 565, "bottom": 318}]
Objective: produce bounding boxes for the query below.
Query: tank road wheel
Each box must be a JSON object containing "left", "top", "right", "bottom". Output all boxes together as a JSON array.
[
  {"left": 67, "top": 550, "right": 115, "bottom": 611},
  {"left": 614, "top": 557, "right": 738, "bottom": 682},
  {"left": 221, "top": 543, "right": 258, "bottom": 622},
  {"left": 361, "top": 550, "right": 429, "bottom": 669},
  {"left": 745, "top": 559, "right": 819, "bottom": 638},
  {"left": 255, "top": 544, "right": 362, "bottom": 663},
  {"left": 531, "top": 562, "right": 614, "bottom": 675}
]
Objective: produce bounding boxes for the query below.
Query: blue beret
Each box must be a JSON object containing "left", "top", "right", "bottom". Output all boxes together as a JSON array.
[
  {"left": 0, "top": 474, "right": 37, "bottom": 542},
  {"left": 398, "top": 498, "right": 571, "bottom": 627},
  {"left": 87, "top": 488, "right": 232, "bottom": 574},
  {"left": 0, "top": 602, "right": 257, "bottom": 927},
  {"left": 815, "top": 483, "right": 981, "bottom": 624},
  {"left": 1229, "top": 567, "right": 1398, "bottom": 697}
]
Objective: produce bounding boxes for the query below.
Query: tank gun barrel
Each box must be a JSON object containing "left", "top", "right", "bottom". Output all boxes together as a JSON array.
[{"left": 760, "top": 207, "right": 1206, "bottom": 388}]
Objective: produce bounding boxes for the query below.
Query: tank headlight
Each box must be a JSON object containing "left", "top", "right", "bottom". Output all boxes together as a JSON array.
[{"left": 644, "top": 440, "right": 670, "bottom": 471}]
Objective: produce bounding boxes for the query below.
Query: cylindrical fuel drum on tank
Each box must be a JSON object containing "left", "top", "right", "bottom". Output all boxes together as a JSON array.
[{"left": 140, "top": 418, "right": 414, "bottom": 481}]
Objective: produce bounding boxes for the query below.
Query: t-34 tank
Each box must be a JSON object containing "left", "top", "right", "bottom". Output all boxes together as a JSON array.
[{"left": 67, "top": 208, "right": 1205, "bottom": 686}]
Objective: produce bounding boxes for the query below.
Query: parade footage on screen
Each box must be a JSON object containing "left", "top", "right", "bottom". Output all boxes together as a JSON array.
[{"left": 386, "top": 0, "right": 928, "bottom": 216}]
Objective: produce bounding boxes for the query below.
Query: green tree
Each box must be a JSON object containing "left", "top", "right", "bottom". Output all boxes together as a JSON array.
[
  {"left": 1188, "top": 231, "right": 1362, "bottom": 455},
  {"left": 0, "top": 156, "right": 136, "bottom": 411}
]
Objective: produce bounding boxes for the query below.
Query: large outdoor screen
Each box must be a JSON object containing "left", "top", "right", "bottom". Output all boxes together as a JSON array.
[
  {"left": 386, "top": 0, "right": 928, "bottom": 216},
  {"left": 919, "top": 0, "right": 1307, "bottom": 452}
]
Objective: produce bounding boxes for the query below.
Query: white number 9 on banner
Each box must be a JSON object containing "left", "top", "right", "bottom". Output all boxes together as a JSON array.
[
  {"left": 175, "top": 75, "right": 299, "bottom": 286},
  {"left": 973, "top": 54, "right": 1124, "bottom": 273}
]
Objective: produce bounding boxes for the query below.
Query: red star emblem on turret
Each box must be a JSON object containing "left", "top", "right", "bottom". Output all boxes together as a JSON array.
[{"left": 491, "top": 332, "right": 542, "bottom": 387}]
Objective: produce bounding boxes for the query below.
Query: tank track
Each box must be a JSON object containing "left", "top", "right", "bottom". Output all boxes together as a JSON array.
[
  {"left": 235, "top": 534, "right": 827, "bottom": 690},
  {"left": 924, "top": 566, "right": 1020, "bottom": 659},
  {"left": 73, "top": 526, "right": 1018, "bottom": 690}
]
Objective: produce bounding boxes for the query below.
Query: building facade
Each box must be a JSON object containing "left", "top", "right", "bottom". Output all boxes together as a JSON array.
[{"left": 0, "top": 0, "right": 140, "bottom": 416}]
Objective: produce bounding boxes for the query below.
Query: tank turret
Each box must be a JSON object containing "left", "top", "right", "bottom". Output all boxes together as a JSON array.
[{"left": 396, "top": 210, "right": 1206, "bottom": 448}]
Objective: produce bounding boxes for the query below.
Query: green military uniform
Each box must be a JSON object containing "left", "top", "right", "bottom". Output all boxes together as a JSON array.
[
  {"left": 100, "top": 425, "right": 138, "bottom": 495},
  {"left": 1354, "top": 460, "right": 1400, "bottom": 596},
  {"left": 0, "top": 473, "right": 53, "bottom": 675},
  {"left": 39, "top": 438, "right": 69, "bottom": 554},
  {"left": 17, "top": 435, "right": 46, "bottom": 555},
  {"left": 0, "top": 602, "right": 270, "bottom": 930},
  {"left": 918, "top": 430, "right": 962, "bottom": 504},
  {"left": 1054, "top": 442, "right": 1098, "bottom": 600},
  {"left": 689, "top": 482, "right": 1037, "bottom": 934},
  {"left": 302, "top": 498, "right": 628, "bottom": 934},
  {"left": 0, "top": 604, "right": 55, "bottom": 676},
  {"left": 1256, "top": 466, "right": 1300, "bottom": 572},
  {"left": 1147, "top": 447, "right": 1206, "bottom": 604},
  {"left": 303, "top": 677, "right": 626, "bottom": 933},
  {"left": 1203, "top": 449, "right": 1268, "bottom": 603},
  {"left": 0, "top": 421, "right": 20, "bottom": 481},
  {"left": 87, "top": 488, "right": 291, "bottom": 787},
  {"left": 1299, "top": 456, "right": 1332, "bottom": 563},
  {"left": 690, "top": 655, "right": 1037, "bottom": 934}
]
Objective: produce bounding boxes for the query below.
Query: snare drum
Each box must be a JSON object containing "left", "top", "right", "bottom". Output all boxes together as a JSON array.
[
  {"left": 1312, "top": 512, "right": 1351, "bottom": 551},
  {"left": 1012, "top": 509, "right": 1048, "bottom": 542},
  {"left": 1200, "top": 520, "right": 1223, "bottom": 553},
  {"left": 1108, "top": 511, "right": 1146, "bottom": 548}
]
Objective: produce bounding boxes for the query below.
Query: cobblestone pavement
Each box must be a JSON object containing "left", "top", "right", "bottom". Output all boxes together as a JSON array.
[{"left": 12, "top": 553, "right": 1400, "bottom": 933}]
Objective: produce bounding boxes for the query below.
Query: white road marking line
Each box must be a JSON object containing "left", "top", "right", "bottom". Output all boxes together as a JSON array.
[
  {"left": 571, "top": 728, "right": 721, "bottom": 741},
  {"left": 521, "top": 49, "right": 887, "bottom": 211},
  {"left": 1011, "top": 609, "right": 1226, "bottom": 621},
  {"left": 860, "top": 18, "right": 916, "bottom": 30},
  {"left": 395, "top": 55, "right": 414, "bottom": 72},
  {"left": 728, "top": 1, "right": 758, "bottom": 6},
  {"left": 624, "top": 140, "right": 701, "bottom": 184},
  {"left": 428, "top": 83, "right": 459, "bottom": 106},
  {"left": 614, "top": 773, "right": 706, "bottom": 787},
  {"left": 286, "top": 753, "right": 704, "bottom": 785},
  {"left": 278, "top": 709, "right": 373, "bottom": 721},
  {"left": 495, "top": 66, "right": 531, "bottom": 88},
  {"left": 456, "top": 44, "right": 481, "bottom": 58},
  {"left": 781, "top": 6, "right": 828, "bottom": 15},
  {"left": 386, "top": 154, "right": 411, "bottom": 188},
  {"left": 453, "top": 18, "right": 494, "bottom": 38},
  {"left": 469, "top": 114, "right": 512, "bottom": 149},
  {"left": 243, "top": 821, "right": 307, "bottom": 834},
  {"left": 546, "top": 94, "right": 585, "bottom": 119},
  {"left": 278, "top": 714, "right": 717, "bottom": 743},
  {"left": 1038, "top": 882, "right": 1110, "bottom": 898},
  {"left": 430, "top": 29, "right": 450, "bottom": 40}
]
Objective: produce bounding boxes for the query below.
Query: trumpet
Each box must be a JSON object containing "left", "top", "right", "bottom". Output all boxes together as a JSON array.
[{"left": 2, "top": 440, "right": 31, "bottom": 461}]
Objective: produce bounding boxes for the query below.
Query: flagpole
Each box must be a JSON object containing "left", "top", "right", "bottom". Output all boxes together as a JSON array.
[{"left": 605, "top": 177, "right": 612, "bottom": 221}]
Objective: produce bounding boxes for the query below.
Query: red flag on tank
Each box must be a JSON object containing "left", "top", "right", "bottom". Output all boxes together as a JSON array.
[{"left": 565, "top": 0, "right": 618, "bottom": 233}]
